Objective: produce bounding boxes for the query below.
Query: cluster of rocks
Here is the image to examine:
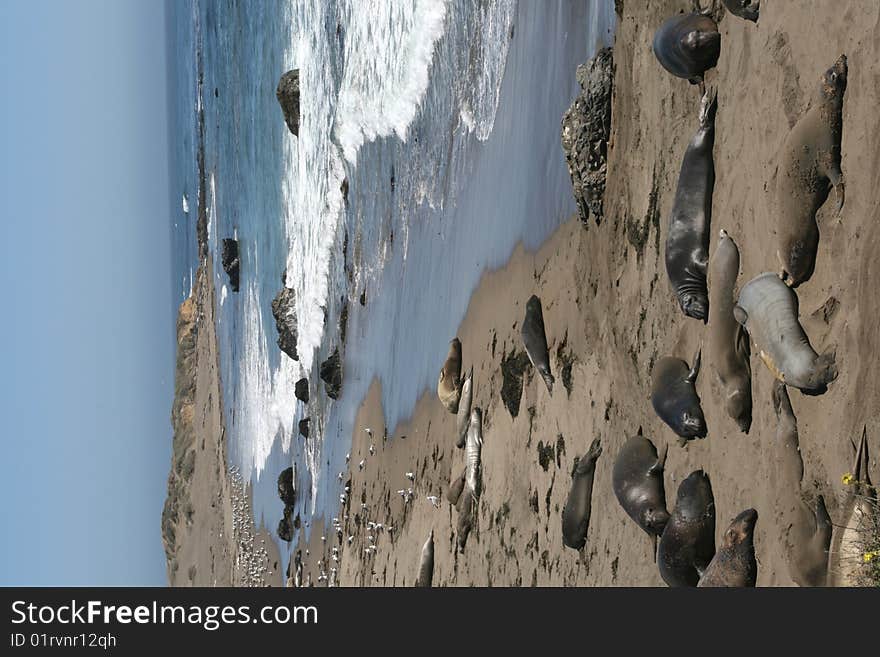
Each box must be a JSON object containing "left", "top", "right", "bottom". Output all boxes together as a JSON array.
[
  {"left": 561, "top": 47, "right": 614, "bottom": 226},
  {"left": 276, "top": 69, "right": 300, "bottom": 137},
  {"left": 276, "top": 466, "right": 300, "bottom": 543},
  {"left": 221, "top": 238, "right": 240, "bottom": 292}
]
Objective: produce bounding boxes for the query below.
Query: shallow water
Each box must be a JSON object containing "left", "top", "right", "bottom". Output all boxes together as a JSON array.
[{"left": 169, "top": 0, "right": 616, "bottom": 571}]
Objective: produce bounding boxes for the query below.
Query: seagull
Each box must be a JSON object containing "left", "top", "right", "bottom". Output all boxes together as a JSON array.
[
  {"left": 347, "top": 535, "right": 354, "bottom": 544},
  {"left": 427, "top": 495, "right": 441, "bottom": 508},
  {"left": 405, "top": 472, "right": 415, "bottom": 481},
  {"left": 358, "top": 459, "right": 365, "bottom": 471},
  {"left": 369, "top": 444, "right": 375, "bottom": 455},
  {"left": 364, "top": 427, "right": 373, "bottom": 438},
  {"left": 345, "top": 453, "right": 350, "bottom": 464},
  {"left": 338, "top": 472, "right": 344, "bottom": 482}
]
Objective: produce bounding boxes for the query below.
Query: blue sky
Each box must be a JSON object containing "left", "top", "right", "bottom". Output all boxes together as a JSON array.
[{"left": 1, "top": 1, "right": 173, "bottom": 585}]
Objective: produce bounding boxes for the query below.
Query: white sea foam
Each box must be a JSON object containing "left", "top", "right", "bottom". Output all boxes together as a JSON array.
[
  {"left": 219, "top": 284, "right": 227, "bottom": 307},
  {"left": 182, "top": 193, "right": 190, "bottom": 214}
]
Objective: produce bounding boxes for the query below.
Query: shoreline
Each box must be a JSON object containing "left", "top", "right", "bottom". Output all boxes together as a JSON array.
[{"left": 298, "top": 0, "right": 880, "bottom": 587}]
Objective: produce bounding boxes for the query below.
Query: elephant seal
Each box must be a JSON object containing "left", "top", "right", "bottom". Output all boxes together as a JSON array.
[
  {"left": 561, "top": 439, "right": 603, "bottom": 559},
  {"left": 455, "top": 367, "right": 474, "bottom": 449},
  {"left": 464, "top": 407, "right": 483, "bottom": 501},
  {"left": 721, "top": 0, "right": 759, "bottom": 22},
  {"left": 652, "top": 10, "right": 720, "bottom": 87},
  {"left": 651, "top": 348, "right": 707, "bottom": 443},
  {"left": 415, "top": 530, "right": 434, "bottom": 587},
  {"left": 708, "top": 229, "right": 752, "bottom": 432},
  {"left": 658, "top": 470, "right": 716, "bottom": 587},
  {"left": 437, "top": 338, "right": 463, "bottom": 413},
  {"left": 446, "top": 467, "right": 467, "bottom": 505},
  {"left": 772, "top": 382, "right": 832, "bottom": 586},
  {"left": 521, "top": 295, "right": 555, "bottom": 394},
  {"left": 666, "top": 87, "right": 717, "bottom": 321},
  {"left": 734, "top": 272, "right": 837, "bottom": 393},
  {"left": 612, "top": 434, "right": 671, "bottom": 538},
  {"left": 456, "top": 494, "right": 474, "bottom": 553},
  {"left": 829, "top": 428, "right": 875, "bottom": 587},
  {"left": 776, "top": 55, "right": 847, "bottom": 287},
  {"left": 697, "top": 508, "right": 758, "bottom": 587}
]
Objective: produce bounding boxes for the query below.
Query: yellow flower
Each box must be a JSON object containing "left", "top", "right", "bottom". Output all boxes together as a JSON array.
[
  {"left": 842, "top": 473, "right": 854, "bottom": 485},
  {"left": 863, "top": 551, "right": 878, "bottom": 563}
]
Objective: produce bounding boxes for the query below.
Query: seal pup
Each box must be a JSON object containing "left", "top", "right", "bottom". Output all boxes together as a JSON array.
[
  {"left": 446, "top": 467, "right": 467, "bottom": 505},
  {"left": 772, "top": 382, "right": 832, "bottom": 586},
  {"left": 776, "top": 55, "right": 847, "bottom": 287},
  {"left": 658, "top": 470, "right": 716, "bottom": 587},
  {"left": 415, "top": 530, "right": 435, "bottom": 587},
  {"left": 721, "top": 0, "right": 759, "bottom": 22},
  {"left": 652, "top": 7, "right": 721, "bottom": 88},
  {"left": 666, "top": 87, "right": 717, "bottom": 321},
  {"left": 708, "top": 229, "right": 752, "bottom": 432},
  {"left": 697, "top": 508, "right": 758, "bottom": 587},
  {"left": 437, "top": 338, "right": 463, "bottom": 413},
  {"left": 612, "top": 433, "right": 671, "bottom": 540},
  {"left": 455, "top": 367, "right": 474, "bottom": 449},
  {"left": 561, "top": 438, "right": 603, "bottom": 562},
  {"left": 651, "top": 348, "right": 707, "bottom": 443},
  {"left": 521, "top": 295, "right": 555, "bottom": 394},
  {"left": 734, "top": 272, "right": 837, "bottom": 393},
  {"left": 828, "top": 428, "right": 875, "bottom": 586}
]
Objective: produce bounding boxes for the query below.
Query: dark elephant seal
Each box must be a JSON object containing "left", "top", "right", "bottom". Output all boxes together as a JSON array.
[
  {"left": 561, "top": 439, "right": 603, "bottom": 558},
  {"left": 446, "top": 467, "right": 467, "bottom": 505},
  {"left": 734, "top": 272, "right": 837, "bottom": 393},
  {"left": 772, "top": 382, "right": 832, "bottom": 586},
  {"left": 776, "top": 55, "right": 847, "bottom": 287},
  {"left": 437, "top": 338, "right": 463, "bottom": 413},
  {"left": 651, "top": 348, "right": 707, "bottom": 443},
  {"left": 721, "top": 0, "right": 759, "bottom": 22},
  {"left": 455, "top": 367, "right": 474, "bottom": 449},
  {"left": 612, "top": 434, "right": 671, "bottom": 538},
  {"left": 708, "top": 229, "right": 752, "bottom": 432},
  {"left": 652, "top": 10, "right": 720, "bottom": 86},
  {"left": 658, "top": 470, "right": 716, "bottom": 587},
  {"left": 666, "top": 87, "right": 716, "bottom": 321},
  {"left": 415, "top": 530, "right": 434, "bottom": 587},
  {"left": 455, "top": 489, "right": 474, "bottom": 553},
  {"left": 521, "top": 295, "right": 555, "bottom": 394},
  {"left": 697, "top": 508, "right": 758, "bottom": 587}
]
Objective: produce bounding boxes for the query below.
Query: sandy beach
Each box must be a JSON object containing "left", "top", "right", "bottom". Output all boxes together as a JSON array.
[{"left": 295, "top": 0, "right": 880, "bottom": 587}]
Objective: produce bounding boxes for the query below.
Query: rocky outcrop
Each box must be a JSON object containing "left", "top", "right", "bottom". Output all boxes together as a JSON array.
[
  {"left": 561, "top": 47, "right": 614, "bottom": 226},
  {"left": 294, "top": 377, "right": 309, "bottom": 403},
  {"left": 298, "top": 418, "right": 310, "bottom": 439},
  {"left": 320, "top": 348, "right": 343, "bottom": 400},
  {"left": 271, "top": 281, "right": 299, "bottom": 361},
  {"left": 221, "top": 239, "right": 240, "bottom": 292},
  {"left": 277, "top": 466, "right": 296, "bottom": 507},
  {"left": 276, "top": 69, "right": 300, "bottom": 137},
  {"left": 277, "top": 507, "right": 294, "bottom": 543}
]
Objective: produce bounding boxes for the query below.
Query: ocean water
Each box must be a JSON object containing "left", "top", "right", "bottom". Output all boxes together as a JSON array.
[{"left": 169, "top": 0, "right": 616, "bottom": 569}]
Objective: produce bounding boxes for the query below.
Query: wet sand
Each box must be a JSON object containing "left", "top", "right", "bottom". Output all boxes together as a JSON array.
[{"left": 297, "top": 0, "right": 880, "bottom": 586}]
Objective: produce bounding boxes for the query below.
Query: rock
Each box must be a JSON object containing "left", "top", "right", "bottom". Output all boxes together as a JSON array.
[
  {"left": 276, "top": 69, "right": 300, "bottom": 137},
  {"left": 299, "top": 417, "right": 310, "bottom": 439},
  {"left": 271, "top": 283, "right": 298, "bottom": 361},
  {"left": 277, "top": 466, "right": 295, "bottom": 507},
  {"left": 320, "top": 348, "right": 343, "bottom": 400},
  {"left": 277, "top": 508, "right": 293, "bottom": 543},
  {"left": 561, "top": 47, "right": 614, "bottom": 226},
  {"left": 221, "top": 239, "right": 240, "bottom": 292},
  {"left": 294, "top": 377, "right": 309, "bottom": 403}
]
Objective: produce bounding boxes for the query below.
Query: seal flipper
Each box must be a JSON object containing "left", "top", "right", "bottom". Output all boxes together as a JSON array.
[
  {"left": 733, "top": 304, "right": 748, "bottom": 326},
  {"left": 648, "top": 442, "right": 669, "bottom": 476},
  {"left": 686, "top": 347, "right": 702, "bottom": 384}
]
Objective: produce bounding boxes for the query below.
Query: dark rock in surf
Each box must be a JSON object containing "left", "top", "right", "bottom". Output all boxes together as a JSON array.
[
  {"left": 298, "top": 417, "right": 310, "bottom": 439},
  {"left": 320, "top": 348, "right": 343, "bottom": 400},
  {"left": 221, "top": 238, "right": 240, "bottom": 292},
  {"left": 294, "top": 378, "right": 309, "bottom": 403},
  {"left": 271, "top": 284, "right": 299, "bottom": 361},
  {"left": 276, "top": 69, "right": 301, "bottom": 137},
  {"left": 277, "top": 467, "right": 296, "bottom": 507}
]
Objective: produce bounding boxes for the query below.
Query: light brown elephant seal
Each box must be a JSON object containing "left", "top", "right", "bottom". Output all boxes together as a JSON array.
[
  {"left": 697, "top": 508, "right": 758, "bottom": 587},
  {"left": 776, "top": 55, "right": 847, "bottom": 287},
  {"left": 446, "top": 467, "right": 467, "bottom": 505},
  {"left": 772, "top": 382, "right": 832, "bottom": 586},
  {"left": 734, "top": 272, "right": 836, "bottom": 393},
  {"left": 455, "top": 367, "right": 473, "bottom": 449},
  {"left": 437, "top": 338, "right": 463, "bottom": 413},
  {"left": 708, "top": 229, "right": 752, "bottom": 432}
]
